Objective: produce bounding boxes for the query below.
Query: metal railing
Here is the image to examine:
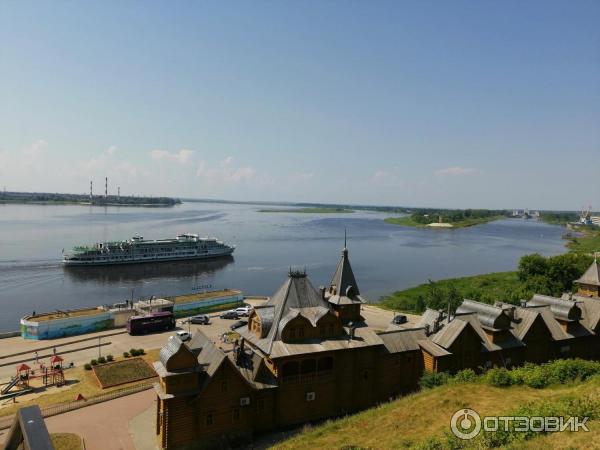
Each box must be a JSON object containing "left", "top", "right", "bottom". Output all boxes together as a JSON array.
[{"left": 0, "top": 381, "right": 154, "bottom": 431}]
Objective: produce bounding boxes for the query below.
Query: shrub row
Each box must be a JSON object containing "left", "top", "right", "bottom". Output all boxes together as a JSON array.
[
  {"left": 84, "top": 354, "right": 115, "bottom": 370},
  {"left": 124, "top": 348, "right": 145, "bottom": 358},
  {"left": 419, "top": 359, "right": 600, "bottom": 390}
]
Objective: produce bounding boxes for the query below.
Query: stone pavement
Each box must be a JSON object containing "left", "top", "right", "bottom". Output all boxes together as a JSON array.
[{"left": 44, "top": 389, "right": 155, "bottom": 450}]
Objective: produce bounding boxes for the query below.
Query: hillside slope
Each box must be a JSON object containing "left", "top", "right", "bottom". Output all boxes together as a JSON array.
[{"left": 272, "top": 372, "right": 600, "bottom": 449}]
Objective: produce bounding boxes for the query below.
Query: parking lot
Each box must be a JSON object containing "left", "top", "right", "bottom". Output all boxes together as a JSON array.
[{"left": 0, "top": 300, "right": 420, "bottom": 381}]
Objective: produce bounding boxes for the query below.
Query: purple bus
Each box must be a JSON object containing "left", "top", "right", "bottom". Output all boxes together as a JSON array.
[{"left": 127, "top": 312, "right": 175, "bottom": 335}]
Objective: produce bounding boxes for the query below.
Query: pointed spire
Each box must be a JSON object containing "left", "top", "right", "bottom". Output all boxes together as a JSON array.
[
  {"left": 575, "top": 256, "right": 600, "bottom": 287},
  {"left": 330, "top": 232, "right": 359, "bottom": 298}
]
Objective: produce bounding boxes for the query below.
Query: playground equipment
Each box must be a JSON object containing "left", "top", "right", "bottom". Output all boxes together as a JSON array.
[{"left": 1, "top": 355, "right": 65, "bottom": 398}]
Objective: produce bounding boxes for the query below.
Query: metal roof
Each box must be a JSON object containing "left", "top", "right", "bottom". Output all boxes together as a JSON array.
[
  {"left": 575, "top": 259, "right": 600, "bottom": 287},
  {"left": 159, "top": 337, "right": 198, "bottom": 372},
  {"left": 527, "top": 294, "right": 582, "bottom": 321},
  {"left": 456, "top": 299, "right": 511, "bottom": 330}
]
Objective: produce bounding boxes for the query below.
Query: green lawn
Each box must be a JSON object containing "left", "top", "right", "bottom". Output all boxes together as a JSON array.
[
  {"left": 384, "top": 215, "right": 505, "bottom": 229},
  {"left": 258, "top": 207, "right": 354, "bottom": 213},
  {"left": 93, "top": 358, "right": 156, "bottom": 388}
]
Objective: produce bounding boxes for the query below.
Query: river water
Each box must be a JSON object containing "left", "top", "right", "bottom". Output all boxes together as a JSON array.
[{"left": 0, "top": 202, "right": 567, "bottom": 332}]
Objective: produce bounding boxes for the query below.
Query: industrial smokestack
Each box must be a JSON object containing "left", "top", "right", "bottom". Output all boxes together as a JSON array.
[
  {"left": 90, "top": 181, "right": 93, "bottom": 201},
  {"left": 118, "top": 187, "right": 120, "bottom": 198},
  {"left": 105, "top": 177, "right": 108, "bottom": 198}
]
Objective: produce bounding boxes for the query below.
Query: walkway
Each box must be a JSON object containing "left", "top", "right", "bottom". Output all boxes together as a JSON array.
[{"left": 44, "top": 389, "right": 156, "bottom": 450}]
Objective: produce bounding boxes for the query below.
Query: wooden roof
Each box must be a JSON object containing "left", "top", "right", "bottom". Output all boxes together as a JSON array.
[
  {"left": 327, "top": 246, "right": 365, "bottom": 306},
  {"left": 576, "top": 259, "right": 600, "bottom": 287}
]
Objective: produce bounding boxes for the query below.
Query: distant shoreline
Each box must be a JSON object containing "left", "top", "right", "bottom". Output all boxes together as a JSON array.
[
  {"left": 0, "top": 191, "right": 180, "bottom": 207},
  {"left": 384, "top": 215, "right": 505, "bottom": 229}
]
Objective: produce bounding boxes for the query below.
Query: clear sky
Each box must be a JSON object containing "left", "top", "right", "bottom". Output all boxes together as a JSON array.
[{"left": 1, "top": 1, "right": 598, "bottom": 209}]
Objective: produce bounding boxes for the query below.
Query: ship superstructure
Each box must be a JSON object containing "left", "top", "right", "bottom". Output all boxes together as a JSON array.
[{"left": 62, "top": 233, "right": 234, "bottom": 266}]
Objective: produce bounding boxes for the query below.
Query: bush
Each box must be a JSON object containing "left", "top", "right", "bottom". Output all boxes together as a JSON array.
[
  {"left": 137, "top": 348, "right": 145, "bottom": 355},
  {"left": 484, "top": 368, "right": 512, "bottom": 387},
  {"left": 123, "top": 352, "right": 130, "bottom": 358},
  {"left": 90, "top": 359, "right": 98, "bottom": 366},
  {"left": 106, "top": 354, "right": 114, "bottom": 362},
  {"left": 98, "top": 356, "right": 106, "bottom": 364},
  {"left": 84, "top": 363, "right": 92, "bottom": 370},
  {"left": 130, "top": 348, "right": 138, "bottom": 356},
  {"left": 452, "top": 368, "right": 477, "bottom": 383},
  {"left": 419, "top": 372, "right": 450, "bottom": 389}
]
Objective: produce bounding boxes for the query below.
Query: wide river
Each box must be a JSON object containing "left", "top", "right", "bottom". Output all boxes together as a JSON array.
[{"left": 0, "top": 202, "right": 567, "bottom": 332}]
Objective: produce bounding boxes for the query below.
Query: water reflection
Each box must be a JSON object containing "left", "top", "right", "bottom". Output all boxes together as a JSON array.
[{"left": 63, "top": 256, "right": 234, "bottom": 283}]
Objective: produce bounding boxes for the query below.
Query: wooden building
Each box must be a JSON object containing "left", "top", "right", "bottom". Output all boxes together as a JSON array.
[
  {"left": 575, "top": 257, "right": 600, "bottom": 298},
  {"left": 154, "top": 261, "right": 425, "bottom": 449},
  {"left": 154, "top": 252, "right": 600, "bottom": 449}
]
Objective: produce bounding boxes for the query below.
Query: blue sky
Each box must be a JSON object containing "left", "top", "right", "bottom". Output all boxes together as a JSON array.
[{"left": 1, "top": 1, "right": 598, "bottom": 209}]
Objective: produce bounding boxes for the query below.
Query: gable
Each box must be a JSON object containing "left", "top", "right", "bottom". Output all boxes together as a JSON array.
[{"left": 522, "top": 315, "right": 553, "bottom": 342}]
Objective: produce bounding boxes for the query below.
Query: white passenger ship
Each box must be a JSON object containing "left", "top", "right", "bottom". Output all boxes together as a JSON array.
[{"left": 62, "top": 233, "right": 235, "bottom": 266}]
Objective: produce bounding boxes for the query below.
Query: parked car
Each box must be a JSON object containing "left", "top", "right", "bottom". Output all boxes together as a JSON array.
[
  {"left": 391, "top": 314, "right": 408, "bottom": 325},
  {"left": 190, "top": 314, "right": 210, "bottom": 325},
  {"left": 230, "top": 320, "right": 248, "bottom": 331},
  {"left": 234, "top": 306, "right": 253, "bottom": 317},
  {"left": 174, "top": 330, "right": 191, "bottom": 342},
  {"left": 219, "top": 310, "right": 239, "bottom": 320}
]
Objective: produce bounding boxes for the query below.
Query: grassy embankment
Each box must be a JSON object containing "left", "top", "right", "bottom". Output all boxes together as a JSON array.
[
  {"left": 0, "top": 349, "right": 159, "bottom": 418},
  {"left": 273, "top": 360, "right": 600, "bottom": 449},
  {"left": 258, "top": 207, "right": 353, "bottom": 213},
  {"left": 384, "top": 215, "right": 505, "bottom": 229}
]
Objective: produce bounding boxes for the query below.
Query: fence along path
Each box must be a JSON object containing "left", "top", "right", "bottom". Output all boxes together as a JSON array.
[{"left": 0, "top": 380, "right": 154, "bottom": 430}]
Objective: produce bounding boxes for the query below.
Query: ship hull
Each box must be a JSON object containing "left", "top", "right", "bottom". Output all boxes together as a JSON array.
[{"left": 62, "top": 248, "right": 234, "bottom": 266}]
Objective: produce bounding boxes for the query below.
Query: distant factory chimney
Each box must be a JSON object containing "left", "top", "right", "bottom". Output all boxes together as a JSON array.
[
  {"left": 118, "top": 186, "right": 120, "bottom": 198},
  {"left": 90, "top": 181, "right": 93, "bottom": 201},
  {"left": 105, "top": 177, "right": 108, "bottom": 198}
]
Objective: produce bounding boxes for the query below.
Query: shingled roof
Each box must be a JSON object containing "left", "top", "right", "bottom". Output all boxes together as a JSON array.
[
  {"left": 568, "top": 294, "right": 600, "bottom": 331},
  {"left": 576, "top": 258, "right": 600, "bottom": 287},
  {"left": 327, "top": 246, "right": 365, "bottom": 306},
  {"left": 238, "top": 270, "right": 333, "bottom": 355}
]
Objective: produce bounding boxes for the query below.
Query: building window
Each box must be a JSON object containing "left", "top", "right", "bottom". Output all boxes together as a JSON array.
[
  {"left": 290, "top": 328, "right": 296, "bottom": 339},
  {"left": 560, "top": 345, "right": 571, "bottom": 353},
  {"left": 299, "top": 327, "right": 305, "bottom": 338},
  {"left": 221, "top": 380, "right": 228, "bottom": 392},
  {"left": 232, "top": 408, "right": 240, "bottom": 422},
  {"left": 206, "top": 412, "right": 214, "bottom": 426}
]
